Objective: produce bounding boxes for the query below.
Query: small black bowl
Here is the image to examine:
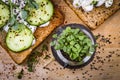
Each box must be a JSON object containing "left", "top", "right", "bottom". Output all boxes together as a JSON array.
[{"left": 51, "top": 24, "right": 96, "bottom": 69}]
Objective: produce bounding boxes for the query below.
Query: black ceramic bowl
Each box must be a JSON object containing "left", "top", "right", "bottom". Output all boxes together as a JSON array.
[{"left": 51, "top": 24, "right": 96, "bottom": 69}]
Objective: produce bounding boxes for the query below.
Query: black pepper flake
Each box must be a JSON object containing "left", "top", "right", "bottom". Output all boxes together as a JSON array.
[
  {"left": 51, "top": 68, "right": 54, "bottom": 71},
  {"left": 109, "top": 65, "right": 113, "bottom": 68},
  {"left": 116, "top": 64, "right": 119, "bottom": 66},
  {"left": 92, "top": 62, "right": 95, "bottom": 64},
  {"left": 60, "top": 67, "right": 62, "bottom": 70},
  {"left": 102, "top": 48, "right": 104, "bottom": 51},
  {"left": 82, "top": 73, "right": 84, "bottom": 75},
  {"left": 113, "top": 37, "right": 116, "bottom": 39},
  {"left": 56, "top": 67, "right": 58, "bottom": 70},
  {"left": 108, "top": 35, "right": 111, "bottom": 37},
  {"left": 119, "top": 3, "right": 120, "bottom": 6},
  {"left": 108, "top": 59, "right": 111, "bottom": 62},
  {"left": 98, "top": 46, "right": 101, "bottom": 49},
  {"left": 64, "top": 21, "right": 67, "bottom": 24},
  {"left": 108, "top": 55, "right": 112, "bottom": 58},
  {"left": 12, "top": 65, "right": 16, "bottom": 70},
  {"left": 80, "top": 68, "right": 83, "bottom": 70},
  {"left": 43, "top": 67, "right": 51, "bottom": 71},
  {"left": 96, "top": 56, "right": 101, "bottom": 59},
  {"left": 72, "top": 71, "right": 75, "bottom": 74},
  {"left": 66, "top": 76, "right": 69, "bottom": 78},
  {"left": 99, "top": 73, "right": 102, "bottom": 75},
  {"left": 101, "top": 68, "right": 104, "bottom": 71},
  {"left": 82, "top": 76, "right": 85, "bottom": 78},
  {"left": 90, "top": 75, "right": 92, "bottom": 77},
  {"left": 47, "top": 14, "right": 49, "bottom": 16},
  {"left": 42, "top": 78, "right": 45, "bottom": 80},
  {"left": 28, "top": 77, "right": 32, "bottom": 79},
  {"left": 94, "top": 67, "right": 98, "bottom": 70},
  {"left": 117, "top": 54, "right": 120, "bottom": 57}
]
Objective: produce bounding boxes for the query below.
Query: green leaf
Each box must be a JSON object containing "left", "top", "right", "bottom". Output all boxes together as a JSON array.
[
  {"left": 79, "top": 60, "right": 83, "bottom": 64},
  {"left": 89, "top": 45, "right": 95, "bottom": 52},
  {"left": 66, "top": 46, "right": 71, "bottom": 53},
  {"left": 26, "top": 0, "right": 39, "bottom": 10},
  {"left": 9, "top": 16, "right": 16, "bottom": 25},
  {"left": 79, "top": 53, "right": 84, "bottom": 56},
  {"left": 52, "top": 34, "right": 57, "bottom": 38},
  {"left": 66, "top": 36, "right": 71, "bottom": 41},
  {"left": 55, "top": 44, "right": 61, "bottom": 50},
  {"left": 28, "top": 67, "right": 33, "bottom": 72},
  {"left": 74, "top": 28, "right": 79, "bottom": 34},
  {"left": 66, "top": 27, "right": 71, "bottom": 32},
  {"left": 72, "top": 47, "right": 77, "bottom": 53},
  {"left": 8, "top": 0, "right": 18, "bottom": 29},
  {"left": 63, "top": 46, "right": 67, "bottom": 53},
  {"left": 81, "top": 49, "right": 87, "bottom": 54},
  {"left": 70, "top": 53, "right": 77, "bottom": 60},
  {"left": 70, "top": 35, "right": 75, "bottom": 40},
  {"left": 11, "top": 3, "right": 19, "bottom": 8},
  {"left": 50, "top": 41, "right": 56, "bottom": 46},
  {"left": 78, "top": 36, "right": 84, "bottom": 40},
  {"left": 86, "top": 53, "right": 92, "bottom": 56},
  {"left": 32, "top": 1, "right": 39, "bottom": 9},
  {"left": 21, "top": 10, "right": 28, "bottom": 20},
  {"left": 70, "top": 41, "right": 75, "bottom": 46},
  {"left": 13, "top": 22, "right": 19, "bottom": 30},
  {"left": 74, "top": 44, "right": 80, "bottom": 49},
  {"left": 91, "top": 0, "right": 98, "bottom": 5}
]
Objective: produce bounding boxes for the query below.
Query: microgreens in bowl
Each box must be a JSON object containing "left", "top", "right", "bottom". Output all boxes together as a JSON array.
[
  {"left": 51, "top": 24, "right": 96, "bottom": 68},
  {"left": 51, "top": 27, "right": 95, "bottom": 62}
]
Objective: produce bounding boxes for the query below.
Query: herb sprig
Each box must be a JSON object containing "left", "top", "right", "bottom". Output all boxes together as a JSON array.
[
  {"left": 27, "top": 51, "right": 42, "bottom": 72},
  {"left": 26, "top": 0, "right": 39, "bottom": 10},
  {"left": 8, "top": 0, "right": 19, "bottom": 30},
  {"left": 27, "top": 44, "right": 48, "bottom": 72}
]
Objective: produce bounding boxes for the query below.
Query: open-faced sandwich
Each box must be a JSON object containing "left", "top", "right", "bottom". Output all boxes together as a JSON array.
[
  {"left": 0, "top": 0, "right": 64, "bottom": 64},
  {"left": 65, "top": 0, "right": 120, "bottom": 29}
]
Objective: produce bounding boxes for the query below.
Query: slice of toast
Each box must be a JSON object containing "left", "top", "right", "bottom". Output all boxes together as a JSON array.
[
  {"left": 65, "top": 0, "right": 120, "bottom": 29},
  {"left": 0, "top": 8, "right": 64, "bottom": 64}
]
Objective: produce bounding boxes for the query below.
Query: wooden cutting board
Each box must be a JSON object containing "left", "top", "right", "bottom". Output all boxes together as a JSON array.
[{"left": 0, "top": 0, "right": 120, "bottom": 80}]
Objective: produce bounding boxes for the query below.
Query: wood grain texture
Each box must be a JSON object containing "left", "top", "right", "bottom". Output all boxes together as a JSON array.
[{"left": 0, "top": 0, "right": 120, "bottom": 80}]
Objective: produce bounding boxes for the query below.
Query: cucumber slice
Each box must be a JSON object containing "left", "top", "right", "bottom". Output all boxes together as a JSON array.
[
  {"left": 25, "top": 0, "right": 54, "bottom": 26},
  {"left": 0, "top": 1, "right": 10, "bottom": 28},
  {"left": 6, "top": 23, "right": 34, "bottom": 52}
]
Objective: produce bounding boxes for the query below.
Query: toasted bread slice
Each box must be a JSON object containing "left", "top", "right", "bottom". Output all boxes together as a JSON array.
[
  {"left": 0, "top": 8, "right": 64, "bottom": 64},
  {"left": 65, "top": 0, "right": 120, "bottom": 29}
]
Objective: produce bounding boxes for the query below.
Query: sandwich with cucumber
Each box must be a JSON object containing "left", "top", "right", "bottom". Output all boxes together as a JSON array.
[
  {"left": 0, "top": 0, "right": 64, "bottom": 64},
  {"left": 65, "top": 0, "right": 120, "bottom": 29}
]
